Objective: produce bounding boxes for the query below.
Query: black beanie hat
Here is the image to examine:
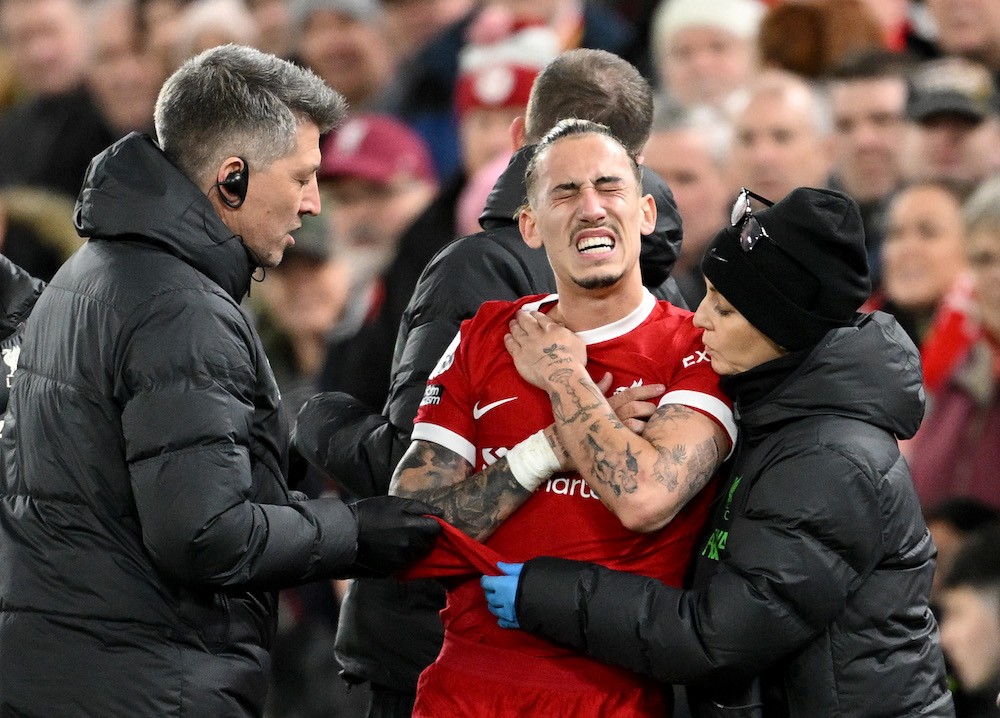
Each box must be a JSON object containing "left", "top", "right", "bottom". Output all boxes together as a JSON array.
[{"left": 701, "top": 187, "right": 870, "bottom": 351}]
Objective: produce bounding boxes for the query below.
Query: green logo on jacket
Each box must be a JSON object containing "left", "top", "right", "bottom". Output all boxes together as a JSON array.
[{"left": 701, "top": 475, "right": 741, "bottom": 561}]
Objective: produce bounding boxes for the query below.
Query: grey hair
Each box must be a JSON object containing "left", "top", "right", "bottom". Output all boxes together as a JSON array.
[
  {"left": 650, "top": 100, "right": 733, "bottom": 168},
  {"left": 170, "top": 0, "right": 259, "bottom": 68},
  {"left": 153, "top": 44, "right": 347, "bottom": 182},
  {"left": 730, "top": 69, "right": 833, "bottom": 139},
  {"left": 523, "top": 118, "right": 642, "bottom": 211},
  {"left": 964, "top": 176, "right": 1000, "bottom": 236}
]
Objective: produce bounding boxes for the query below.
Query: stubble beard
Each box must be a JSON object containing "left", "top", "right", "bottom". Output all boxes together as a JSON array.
[{"left": 573, "top": 270, "right": 625, "bottom": 290}]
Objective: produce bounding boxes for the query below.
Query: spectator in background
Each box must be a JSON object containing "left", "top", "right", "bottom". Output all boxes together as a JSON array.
[
  {"left": 0, "top": 0, "right": 117, "bottom": 200},
  {"left": 381, "top": 0, "right": 475, "bottom": 65},
  {"left": 257, "top": 213, "right": 348, "bottom": 423},
  {"left": 138, "top": 0, "right": 189, "bottom": 75},
  {"left": 728, "top": 69, "right": 833, "bottom": 202},
  {"left": 383, "top": 0, "right": 635, "bottom": 180},
  {"left": 323, "top": 25, "right": 559, "bottom": 431},
  {"left": 648, "top": 0, "right": 765, "bottom": 112},
  {"left": 447, "top": 22, "right": 561, "bottom": 238},
  {"left": 866, "top": 180, "right": 968, "bottom": 349},
  {"left": 169, "top": 0, "right": 259, "bottom": 69},
  {"left": 757, "top": 0, "right": 884, "bottom": 79},
  {"left": 0, "top": 186, "right": 78, "bottom": 280},
  {"left": 0, "top": 0, "right": 86, "bottom": 96},
  {"left": 908, "top": 176, "right": 1000, "bottom": 514},
  {"left": 85, "top": 0, "right": 164, "bottom": 138},
  {"left": 925, "top": 497, "right": 1000, "bottom": 607},
  {"left": 641, "top": 104, "right": 733, "bottom": 308},
  {"left": 938, "top": 523, "right": 1000, "bottom": 718},
  {"left": 925, "top": 0, "right": 1000, "bottom": 77},
  {"left": 246, "top": 0, "right": 293, "bottom": 58},
  {"left": 825, "top": 49, "right": 910, "bottom": 290},
  {"left": 903, "top": 57, "right": 1000, "bottom": 194},
  {"left": 291, "top": 0, "right": 395, "bottom": 112},
  {"left": 454, "top": 24, "right": 559, "bottom": 179},
  {"left": 316, "top": 113, "right": 439, "bottom": 412}
]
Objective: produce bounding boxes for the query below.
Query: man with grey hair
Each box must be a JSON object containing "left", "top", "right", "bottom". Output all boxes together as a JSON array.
[
  {"left": 641, "top": 104, "right": 734, "bottom": 306},
  {"left": 290, "top": 0, "right": 394, "bottom": 110},
  {"left": 0, "top": 44, "right": 440, "bottom": 717},
  {"left": 728, "top": 68, "right": 834, "bottom": 202}
]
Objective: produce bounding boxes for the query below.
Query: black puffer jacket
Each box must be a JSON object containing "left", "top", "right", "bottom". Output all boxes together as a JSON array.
[
  {"left": 294, "top": 144, "right": 685, "bottom": 693},
  {"left": 0, "top": 133, "right": 362, "bottom": 717},
  {"left": 0, "top": 255, "right": 43, "bottom": 414},
  {"left": 515, "top": 312, "right": 954, "bottom": 717}
]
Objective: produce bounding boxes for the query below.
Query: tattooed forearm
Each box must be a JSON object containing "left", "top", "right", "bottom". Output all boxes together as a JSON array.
[
  {"left": 581, "top": 432, "right": 640, "bottom": 498},
  {"left": 391, "top": 442, "right": 532, "bottom": 541},
  {"left": 548, "top": 369, "right": 604, "bottom": 425}
]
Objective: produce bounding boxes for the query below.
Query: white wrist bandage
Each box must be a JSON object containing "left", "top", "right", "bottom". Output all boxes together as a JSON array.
[{"left": 506, "top": 430, "right": 560, "bottom": 491}]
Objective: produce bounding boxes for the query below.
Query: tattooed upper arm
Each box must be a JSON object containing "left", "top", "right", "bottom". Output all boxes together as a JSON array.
[
  {"left": 390, "top": 440, "right": 471, "bottom": 496},
  {"left": 643, "top": 404, "right": 726, "bottom": 499},
  {"left": 389, "top": 439, "right": 535, "bottom": 540}
]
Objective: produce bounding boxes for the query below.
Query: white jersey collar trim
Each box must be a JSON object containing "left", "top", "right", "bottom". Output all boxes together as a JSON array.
[{"left": 523, "top": 288, "right": 657, "bottom": 346}]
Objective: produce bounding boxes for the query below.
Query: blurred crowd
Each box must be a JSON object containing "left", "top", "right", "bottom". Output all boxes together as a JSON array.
[{"left": 1, "top": 0, "right": 1000, "bottom": 715}]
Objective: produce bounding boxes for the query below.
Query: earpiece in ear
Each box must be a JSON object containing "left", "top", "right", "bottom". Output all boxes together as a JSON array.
[{"left": 215, "top": 158, "right": 250, "bottom": 208}]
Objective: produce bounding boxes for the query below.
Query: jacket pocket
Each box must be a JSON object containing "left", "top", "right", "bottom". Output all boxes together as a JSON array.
[{"left": 175, "top": 587, "right": 231, "bottom": 652}]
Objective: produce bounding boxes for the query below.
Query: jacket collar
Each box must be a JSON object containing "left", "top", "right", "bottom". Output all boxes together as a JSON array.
[{"left": 74, "top": 133, "right": 253, "bottom": 301}]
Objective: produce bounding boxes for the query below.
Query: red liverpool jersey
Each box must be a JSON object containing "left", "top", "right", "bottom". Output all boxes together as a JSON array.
[{"left": 409, "top": 290, "right": 735, "bottom": 717}]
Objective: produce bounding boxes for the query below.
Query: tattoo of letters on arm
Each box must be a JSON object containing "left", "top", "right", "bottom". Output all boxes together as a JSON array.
[{"left": 392, "top": 441, "right": 533, "bottom": 541}]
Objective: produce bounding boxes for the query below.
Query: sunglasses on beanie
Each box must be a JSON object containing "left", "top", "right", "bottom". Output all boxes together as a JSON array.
[{"left": 730, "top": 187, "right": 775, "bottom": 252}]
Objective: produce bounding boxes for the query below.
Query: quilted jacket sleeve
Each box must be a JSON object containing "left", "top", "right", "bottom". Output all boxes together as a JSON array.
[
  {"left": 516, "top": 445, "right": 884, "bottom": 685},
  {"left": 118, "top": 290, "right": 359, "bottom": 589}
]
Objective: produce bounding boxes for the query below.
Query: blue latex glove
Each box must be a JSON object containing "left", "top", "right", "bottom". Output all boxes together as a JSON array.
[{"left": 481, "top": 561, "right": 523, "bottom": 629}]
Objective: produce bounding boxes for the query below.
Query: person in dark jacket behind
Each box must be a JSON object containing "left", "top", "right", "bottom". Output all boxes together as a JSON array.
[
  {"left": 482, "top": 187, "right": 956, "bottom": 717},
  {"left": 293, "top": 48, "right": 685, "bottom": 717},
  {"left": 0, "top": 44, "right": 441, "bottom": 718},
  {"left": 0, "top": 254, "right": 43, "bottom": 416}
]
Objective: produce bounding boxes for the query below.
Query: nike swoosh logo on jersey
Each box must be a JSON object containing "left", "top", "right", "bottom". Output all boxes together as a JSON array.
[{"left": 472, "top": 397, "right": 517, "bottom": 420}]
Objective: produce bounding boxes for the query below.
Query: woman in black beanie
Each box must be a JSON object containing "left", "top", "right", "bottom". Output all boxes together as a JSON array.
[{"left": 482, "top": 187, "right": 955, "bottom": 717}]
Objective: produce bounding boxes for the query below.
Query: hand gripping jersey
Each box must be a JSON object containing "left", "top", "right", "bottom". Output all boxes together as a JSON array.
[{"left": 407, "top": 290, "right": 736, "bottom": 718}]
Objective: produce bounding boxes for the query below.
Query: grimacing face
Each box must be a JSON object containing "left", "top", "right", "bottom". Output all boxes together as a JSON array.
[{"left": 518, "top": 132, "right": 655, "bottom": 297}]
